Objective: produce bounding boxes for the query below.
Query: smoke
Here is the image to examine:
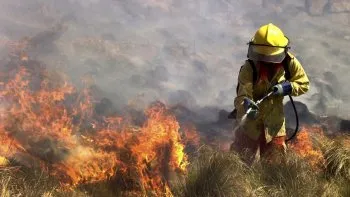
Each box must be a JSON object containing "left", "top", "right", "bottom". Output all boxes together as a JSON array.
[{"left": 0, "top": 0, "right": 349, "bottom": 121}]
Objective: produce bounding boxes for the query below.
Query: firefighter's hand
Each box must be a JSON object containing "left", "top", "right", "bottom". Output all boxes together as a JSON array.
[
  {"left": 243, "top": 98, "right": 259, "bottom": 119},
  {"left": 272, "top": 81, "right": 292, "bottom": 96}
]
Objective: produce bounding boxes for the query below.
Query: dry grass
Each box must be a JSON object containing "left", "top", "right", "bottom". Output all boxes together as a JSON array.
[
  {"left": 174, "top": 135, "right": 350, "bottom": 197},
  {"left": 0, "top": 135, "right": 349, "bottom": 197},
  {"left": 321, "top": 136, "right": 350, "bottom": 180},
  {"left": 172, "top": 146, "right": 266, "bottom": 197},
  {"left": 0, "top": 165, "right": 88, "bottom": 197}
]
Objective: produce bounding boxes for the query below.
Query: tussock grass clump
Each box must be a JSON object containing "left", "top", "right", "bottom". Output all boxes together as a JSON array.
[
  {"left": 257, "top": 151, "right": 325, "bottom": 197},
  {"left": 321, "top": 136, "right": 350, "bottom": 180},
  {"left": 0, "top": 135, "right": 349, "bottom": 197},
  {"left": 317, "top": 135, "right": 350, "bottom": 197},
  {"left": 173, "top": 146, "right": 266, "bottom": 197},
  {"left": 173, "top": 135, "right": 350, "bottom": 197},
  {"left": 0, "top": 167, "right": 59, "bottom": 197},
  {"left": 0, "top": 167, "right": 58, "bottom": 197},
  {"left": 0, "top": 166, "right": 88, "bottom": 197},
  {"left": 174, "top": 147, "right": 326, "bottom": 197}
]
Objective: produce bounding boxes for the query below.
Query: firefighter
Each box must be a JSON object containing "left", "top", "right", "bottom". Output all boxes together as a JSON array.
[{"left": 230, "top": 23, "right": 310, "bottom": 164}]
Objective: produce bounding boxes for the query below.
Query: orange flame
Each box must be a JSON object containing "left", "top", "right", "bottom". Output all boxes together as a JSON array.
[
  {"left": 0, "top": 56, "right": 193, "bottom": 195},
  {"left": 92, "top": 102, "right": 188, "bottom": 194},
  {"left": 182, "top": 123, "right": 200, "bottom": 147},
  {"left": 290, "top": 126, "right": 325, "bottom": 168}
]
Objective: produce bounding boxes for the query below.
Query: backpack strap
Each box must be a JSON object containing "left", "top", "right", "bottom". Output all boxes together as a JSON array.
[
  {"left": 235, "top": 66, "right": 244, "bottom": 94},
  {"left": 282, "top": 54, "right": 292, "bottom": 80},
  {"left": 247, "top": 59, "right": 258, "bottom": 84},
  {"left": 231, "top": 61, "right": 257, "bottom": 119},
  {"left": 235, "top": 60, "right": 257, "bottom": 94}
]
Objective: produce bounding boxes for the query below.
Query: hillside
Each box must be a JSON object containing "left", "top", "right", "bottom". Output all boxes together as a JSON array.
[{"left": 0, "top": 0, "right": 349, "bottom": 196}]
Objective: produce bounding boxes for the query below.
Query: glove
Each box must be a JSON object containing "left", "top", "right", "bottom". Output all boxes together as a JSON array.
[
  {"left": 243, "top": 97, "right": 259, "bottom": 119},
  {"left": 272, "top": 81, "right": 292, "bottom": 96}
]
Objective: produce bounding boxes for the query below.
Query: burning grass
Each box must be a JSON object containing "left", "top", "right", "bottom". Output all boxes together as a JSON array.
[
  {"left": 173, "top": 133, "right": 350, "bottom": 197},
  {"left": 1, "top": 134, "right": 350, "bottom": 197},
  {"left": 0, "top": 54, "right": 194, "bottom": 196},
  {"left": 0, "top": 49, "right": 349, "bottom": 196},
  {"left": 289, "top": 126, "right": 325, "bottom": 169}
]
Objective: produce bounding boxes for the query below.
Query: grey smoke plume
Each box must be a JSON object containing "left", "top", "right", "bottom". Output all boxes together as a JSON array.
[{"left": 1, "top": 0, "right": 350, "bottom": 121}]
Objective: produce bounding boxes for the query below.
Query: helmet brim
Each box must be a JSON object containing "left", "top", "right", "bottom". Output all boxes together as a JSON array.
[{"left": 247, "top": 45, "right": 286, "bottom": 63}]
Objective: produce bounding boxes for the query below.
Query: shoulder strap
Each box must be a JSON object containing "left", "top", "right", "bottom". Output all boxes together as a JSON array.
[
  {"left": 235, "top": 60, "right": 257, "bottom": 94},
  {"left": 247, "top": 60, "right": 258, "bottom": 84},
  {"left": 282, "top": 54, "right": 292, "bottom": 80},
  {"left": 235, "top": 66, "right": 243, "bottom": 94}
]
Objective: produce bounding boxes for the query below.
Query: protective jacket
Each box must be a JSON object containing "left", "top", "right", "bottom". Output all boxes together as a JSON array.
[{"left": 234, "top": 52, "right": 309, "bottom": 142}]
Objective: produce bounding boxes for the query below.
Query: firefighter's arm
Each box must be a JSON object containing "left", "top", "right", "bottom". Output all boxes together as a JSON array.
[
  {"left": 288, "top": 56, "right": 310, "bottom": 96},
  {"left": 234, "top": 61, "right": 254, "bottom": 119}
]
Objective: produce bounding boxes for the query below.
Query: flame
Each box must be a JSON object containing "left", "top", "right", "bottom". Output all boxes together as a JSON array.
[
  {"left": 0, "top": 54, "right": 192, "bottom": 195},
  {"left": 51, "top": 145, "right": 119, "bottom": 186},
  {"left": 182, "top": 123, "right": 200, "bottom": 147},
  {"left": 93, "top": 102, "right": 188, "bottom": 194},
  {"left": 290, "top": 126, "right": 325, "bottom": 168},
  {"left": 136, "top": 102, "right": 188, "bottom": 171}
]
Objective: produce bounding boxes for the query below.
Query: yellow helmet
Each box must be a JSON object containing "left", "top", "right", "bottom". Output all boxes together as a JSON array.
[{"left": 247, "top": 23, "right": 289, "bottom": 63}]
